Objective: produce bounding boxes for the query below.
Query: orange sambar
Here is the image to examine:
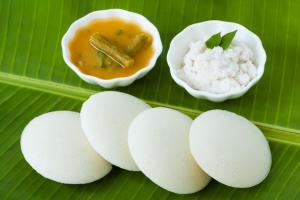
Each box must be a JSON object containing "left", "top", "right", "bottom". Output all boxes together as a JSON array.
[{"left": 69, "top": 18, "right": 154, "bottom": 80}]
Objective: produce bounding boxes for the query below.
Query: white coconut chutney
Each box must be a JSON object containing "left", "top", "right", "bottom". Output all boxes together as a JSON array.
[
  {"left": 128, "top": 107, "right": 211, "bottom": 194},
  {"left": 80, "top": 91, "right": 150, "bottom": 171},
  {"left": 21, "top": 111, "right": 112, "bottom": 184},
  {"left": 189, "top": 110, "right": 272, "bottom": 188},
  {"left": 178, "top": 40, "right": 257, "bottom": 94}
]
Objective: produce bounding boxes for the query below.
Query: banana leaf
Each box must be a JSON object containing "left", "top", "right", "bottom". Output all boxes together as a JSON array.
[{"left": 0, "top": 0, "right": 300, "bottom": 199}]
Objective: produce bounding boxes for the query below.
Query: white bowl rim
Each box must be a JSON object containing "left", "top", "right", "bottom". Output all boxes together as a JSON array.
[
  {"left": 167, "top": 20, "right": 266, "bottom": 102},
  {"left": 61, "top": 9, "right": 163, "bottom": 87}
]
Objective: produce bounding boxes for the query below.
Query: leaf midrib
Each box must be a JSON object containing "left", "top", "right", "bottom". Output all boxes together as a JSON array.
[{"left": 1, "top": 71, "right": 299, "bottom": 146}]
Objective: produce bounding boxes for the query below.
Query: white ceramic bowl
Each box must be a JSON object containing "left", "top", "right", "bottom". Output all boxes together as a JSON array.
[
  {"left": 167, "top": 20, "right": 266, "bottom": 102},
  {"left": 62, "top": 9, "right": 163, "bottom": 88}
]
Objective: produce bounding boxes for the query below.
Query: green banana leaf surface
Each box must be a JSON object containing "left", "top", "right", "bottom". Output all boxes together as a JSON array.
[{"left": 0, "top": 0, "right": 300, "bottom": 199}]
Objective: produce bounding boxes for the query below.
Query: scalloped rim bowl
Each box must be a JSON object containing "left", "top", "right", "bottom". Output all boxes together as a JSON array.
[
  {"left": 167, "top": 20, "right": 266, "bottom": 102},
  {"left": 62, "top": 9, "right": 163, "bottom": 88}
]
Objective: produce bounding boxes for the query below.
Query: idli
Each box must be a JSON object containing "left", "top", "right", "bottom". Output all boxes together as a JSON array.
[
  {"left": 128, "top": 107, "right": 211, "bottom": 194},
  {"left": 189, "top": 110, "right": 272, "bottom": 188},
  {"left": 80, "top": 91, "right": 150, "bottom": 171},
  {"left": 21, "top": 111, "right": 112, "bottom": 184}
]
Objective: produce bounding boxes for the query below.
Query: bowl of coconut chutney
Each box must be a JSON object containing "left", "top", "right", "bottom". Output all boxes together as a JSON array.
[{"left": 167, "top": 20, "right": 266, "bottom": 102}]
